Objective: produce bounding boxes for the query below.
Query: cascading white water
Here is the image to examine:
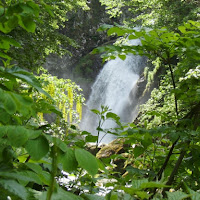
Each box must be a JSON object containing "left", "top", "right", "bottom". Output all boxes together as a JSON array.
[{"left": 80, "top": 39, "right": 145, "bottom": 143}]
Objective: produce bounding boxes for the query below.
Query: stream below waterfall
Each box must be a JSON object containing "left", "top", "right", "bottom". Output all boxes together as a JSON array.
[{"left": 80, "top": 39, "right": 146, "bottom": 143}]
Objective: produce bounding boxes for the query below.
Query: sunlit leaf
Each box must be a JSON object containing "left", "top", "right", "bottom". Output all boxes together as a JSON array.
[
  {"left": 118, "top": 54, "right": 126, "bottom": 60},
  {"left": 91, "top": 109, "right": 100, "bottom": 115},
  {"left": 59, "top": 148, "right": 78, "bottom": 172},
  {"left": 75, "top": 148, "right": 98, "bottom": 176},
  {"left": 25, "top": 135, "right": 49, "bottom": 160},
  {"left": 107, "top": 27, "right": 125, "bottom": 36},
  {"left": 106, "top": 112, "right": 120, "bottom": 121},
  {"left": 7, "top": 126, "right": 29, "bottom": 147}
]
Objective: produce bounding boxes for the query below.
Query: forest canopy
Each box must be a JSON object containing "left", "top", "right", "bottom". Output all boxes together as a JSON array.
[{"left": 0, "top": 0, "right": 200, "bottom": 200}]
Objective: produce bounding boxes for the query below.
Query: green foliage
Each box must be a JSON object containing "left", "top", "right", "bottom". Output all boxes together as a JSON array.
[
  {"left": 99, "top": 0, "right": 199, "bottom": 30},
  {"left": 59, "top": 147, "right": 78, "bottom": 172},
  {"left": 166, "top": 191, "right": 190, "bottom": 200},
  {"left": 75, "top": 148, "right": 98, "bottom": 176},
  {"left": 0, "top": 179, "right": 28, "bottom": 200},
  {"left": 25, "top": 136, "right": 49, "bottom": 160},
  {"left": 91, "top": 105, "right": 122, "bottom": 147},
  {"left": 0, "top": 0, "right": 89, "bottom": 69},
  {"left": 90, "top": 15, "right": 200, "bottom": 199},
  {"left": 0, "top": 1, "right": 103, "bottom": 200},
  {"left": 38, "top": 73, "right": 85, "bottom": 123},
  {"left": 0, "top": 0, "right": 200, "bottom": 199}
]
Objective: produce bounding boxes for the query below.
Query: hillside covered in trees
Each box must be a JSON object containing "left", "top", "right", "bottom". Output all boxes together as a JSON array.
[{"left": 0, "top": 0, "right": 199, "bottom": 199}]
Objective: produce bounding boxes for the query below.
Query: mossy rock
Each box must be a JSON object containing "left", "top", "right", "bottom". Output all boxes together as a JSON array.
[{"left": 96, "top": 138, "right": 127, "bottom": 159}]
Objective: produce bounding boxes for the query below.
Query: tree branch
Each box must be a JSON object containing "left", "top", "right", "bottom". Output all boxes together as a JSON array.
[
  {"left": 162, "top": 149, "right": 187, "bottom": 197},
  {"left": 154, "top": 136, "right": 179, "bottom": 181},
  {"left": 168, "top": 62, "right": 179, "bottom": 117},
  {"left": 165, "top": 150, "right": 186, "bottom": 186}
]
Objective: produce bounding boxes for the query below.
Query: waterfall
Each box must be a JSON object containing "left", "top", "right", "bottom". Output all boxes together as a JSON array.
[{"left": 80, "top": 39, "right": 146, "bottom": 143}]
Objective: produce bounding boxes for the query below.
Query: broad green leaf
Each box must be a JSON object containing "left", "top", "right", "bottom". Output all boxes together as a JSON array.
[
  {"left": 18, "top": 154, "right": 29, "bottom": 163},
  {"left": 18, "top": 15, "right": 36, "bottom": 33},
  {"left": 25, "top": 135, "right": 49, "bottom": 160},
  {"left": 134, "top": 146, "right": 145, "bottom": 158},
  {"left": 166, "top": 191, "right": 190, "bottom": 200},
  {"left": 97, "top": 24, "right": 113, "bottom": 32},
  {"left": 19, "top": 3, "right": 35, "bottom": 15},
  {"left": 188, "top": 189, "right": 200, "bottom": 200},
  {"left": 12, "top": 93, "right": 33, "bottom": 106},
  {"left": 0, "top": 171, "right": 41, "bottom": 185},
  {"left": 45, "top": 135, "right": 70, "bottom": 152},
  {"left": 75, "top": 148, "right": 98, "bottom": 176},
  {"left": 54, "top": 137, "right": 69, "bottom": 152},
  {"left": 4, "top": 66, "right": 51, "bottom": 98},
  {"left": 184, "top": 183, "right": 200, "bottom": 200},
  {"left": 126, "top": 166, "right": 148, "bottom": 176},
  {"left": 97, "top": 158, "right": 107, "bottom": 172},
  {"left": 135, "top": 31, "right": 145, "bottom": 37},
  {"left": 0, "top": 126, "right": 8, "bottom": 138},
  {"left": 91, "top": 109, "right": 100, "bottom": 115},
  {"left": 107, "top": 27, "right": 125, "bottom": 36},
  {"left": 6, "top": 15, "right": 19, "bottom": 31},
  {"left": 118, "top": 54, "right": 126, "bottom": 60},
  {"left": 25, "top": 163, "right": 43, "bottom": 174},
  {"left": 7, "top": 4, "right": 23, "bottom": 15},
  {"left": 37, "top": 170, "right": 51, "bottom": 186},
  {"left": 4, "top": 93, "right": 17, "bottom": 115},
  {"left": 106, "top": 112, "right": 120, "bottom": 121},
  {"left": 59, "top": 148, "right": 78, "bottom": 172},
  {"left": 128, "top": 34, "right": 138, "bottom": 40},
  {"left": 27, "top": 129, "right": 41, "bottom": 140},
  {"left": 110, "top": 55, "right": 116, "bottom": 60},
  {"left": 106, "top": 45, "right": 122, "bottom": 52},
  {"left": 131, "top": 179, "right": 148, "bottom": 189},
  {"left": 0, "top": 22, "right": 13, "bottom": 33},
  {"left": 121, "top": 186, "right": 146, "bottom": 197},
  {"left": 18, "top": 170, "right": 42, "bottom": 185},
  {"left": 7, "top": 126, "right": 29, "bottom": 147},
  {"left": 110, "top": 193, "right": 118, "bottom": 200},
  {"left": 141, "top": 133, "right": 152, "bottom": 148},
  {"left": 4, "top": 79, "right": 15, "bottom": 91},
  {"left": 2, "top": 146, "right": 15, "bottom": 163},
  {"left": 27, "top": 1, "right": 40, "bottom": 17},
  {"left": 0, "top": 179, "right": 28, "bottom": 200},
  {"left": 0, "top": 36, "right": 20, "bottom": 50},
  {"left": 81, "top": 131, "right": 91, "bottom": 136},
  {"left": 85, "top": 135, "right": 98, "bottom": 142},
  {"left": 91, "top": 48, "right": 100, "bottom": 54}
]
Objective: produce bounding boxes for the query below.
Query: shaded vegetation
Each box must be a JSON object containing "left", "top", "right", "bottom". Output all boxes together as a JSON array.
[{"left": 0, "top": 0, "right": 200, "bottom": 200}]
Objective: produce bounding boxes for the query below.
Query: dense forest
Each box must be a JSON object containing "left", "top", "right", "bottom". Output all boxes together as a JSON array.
[{"left": 0, "top": 0, "right": 199, "bottom": 199}]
